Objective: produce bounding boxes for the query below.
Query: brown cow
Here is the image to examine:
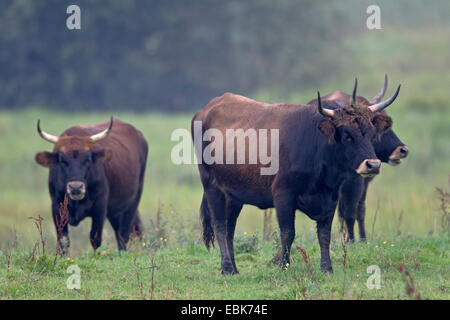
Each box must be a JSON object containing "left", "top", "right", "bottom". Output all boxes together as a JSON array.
[
  {"left": 192, "top": 87, "right": 399, "bottom": 274},
  {"left": 35, "top": 118, "right": 148, "bottom": 255}
]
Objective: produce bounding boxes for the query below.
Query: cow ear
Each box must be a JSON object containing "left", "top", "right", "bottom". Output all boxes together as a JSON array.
[
  {"left": 372, "top": 114, "right": 392, "bottom": 134},
  {"left": 35, "top": 151, "right": 56, "bottom": 168},
  {"left": 319, "top": 119, "right": 336, "bottom": 142},
  {"left": 94, "top": 149, "right": 113, "bottom": 163}
]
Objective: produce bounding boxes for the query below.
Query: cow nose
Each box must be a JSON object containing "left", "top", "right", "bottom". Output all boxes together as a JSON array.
[
  {"left": 399, "top": 146, "right": 408, "bottom": 158},
  {"left": 366, "top": 160, "right": 381, "bottom": 171},
  {"left": 68, "top": 182, "right": 84, "bottom": 193},
  {"left": 67, "top": 181, "right": 86, "bottom": 200},
  {"left": 356, "top": 159, "right": 381, "bottom": 177}
]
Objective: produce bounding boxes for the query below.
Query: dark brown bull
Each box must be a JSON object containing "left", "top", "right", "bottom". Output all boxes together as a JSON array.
[
  {"left": 308, "top": 76, "right": 408, "bottom": 241},
  {"left": 192, "top": 86, "right": 400, "bottom": 274},
  {"left": 35, "top": 118, "right": 148, "bottom": 255}
]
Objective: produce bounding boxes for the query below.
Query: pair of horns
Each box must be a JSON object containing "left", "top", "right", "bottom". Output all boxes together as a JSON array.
[
  {"left": 318, "top": 75, "right": 401, "bottom": 117},
  {"left": 37, "top": 117, "right": 114, "bottom": 144}
]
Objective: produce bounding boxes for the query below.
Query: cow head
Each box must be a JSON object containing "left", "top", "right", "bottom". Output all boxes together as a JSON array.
[
  {"left": 317, "top": 78, "right": 401, "bottom": 177},
  {"left": 35, "top": 118, "right": 113, "bottom": 202},
  {"left": 368, "top": 75, "right": 408, "bottom": 166},
  {"left": 372, "top": 128, "right": 408, "bottom": 166}
]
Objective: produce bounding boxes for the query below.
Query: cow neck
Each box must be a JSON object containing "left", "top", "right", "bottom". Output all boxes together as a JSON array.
[{"left": 319, "top": 143, "right": 353, "bottom": 191}]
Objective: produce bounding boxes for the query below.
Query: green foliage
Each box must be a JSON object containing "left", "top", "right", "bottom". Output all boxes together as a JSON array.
[{"left": 234, "top": 232, "right": 261, "bottom": 255}]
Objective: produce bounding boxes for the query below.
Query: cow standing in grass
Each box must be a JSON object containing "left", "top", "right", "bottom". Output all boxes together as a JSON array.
[
  {"left": 308, "top": 76, "right": 408, "bottom": 241},
  {"left": 193, "top": 85, "right": 400, "bottom": 274},
  {"left": 35, "top": 118, "right": 148, "bottom": 255}
]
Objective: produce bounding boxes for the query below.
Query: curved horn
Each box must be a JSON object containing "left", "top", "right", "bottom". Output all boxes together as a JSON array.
[
  {"left": 370, "top": 74, "right": 388, "bottom": 104},
  {"left": 317, "top": 92, "right": 335, "bottom": 118},
  {"left": 90, "top": 117, "right": 113, "bottom": 143},
  {"left": 368, "top": 85, "right": 401, "bottom": 112},
  {"left": 350, "top": 78, "right": 358, "bottom": 105},
  {"left": 37, "top": 119, "right": 59, "bottom": 144}
]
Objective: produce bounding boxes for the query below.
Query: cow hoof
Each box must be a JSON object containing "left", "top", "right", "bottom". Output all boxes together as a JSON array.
[
  {"left": 221, "top": 268, "right": 239, "bottom": 275},
  {"left": 321, "top": 266, "right": 333, "bottom": 274},
  {"left": 279, "top": 260, "right": 290, "bottom": 270}
]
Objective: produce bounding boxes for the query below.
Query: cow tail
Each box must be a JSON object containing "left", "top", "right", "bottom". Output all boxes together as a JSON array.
[{"left": 200, "top": 194, "right": 214, "bottom": 250}]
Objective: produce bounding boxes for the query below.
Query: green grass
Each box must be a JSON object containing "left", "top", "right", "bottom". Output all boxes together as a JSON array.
[{"left": 1, "top": 234, "right": 448, "bottom": 299}]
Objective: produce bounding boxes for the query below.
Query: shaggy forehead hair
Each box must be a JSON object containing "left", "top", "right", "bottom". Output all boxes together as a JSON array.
[
  {"left": 331, "top": 106, "right": 373, "bottom": 128},
  {"left": 55, "top": 136, "right": 94, "bottom": 153},
  {"left": 329, "top": 104, "right": 394, "bottom": 139}
]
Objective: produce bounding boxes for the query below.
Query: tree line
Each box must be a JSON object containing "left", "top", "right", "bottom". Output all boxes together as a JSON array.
[{"left": 0, "top": 0, "right": 448, "bottom": 111}]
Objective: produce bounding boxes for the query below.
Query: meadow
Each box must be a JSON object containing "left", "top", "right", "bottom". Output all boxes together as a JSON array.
[
  {"left": 0, "top": 102, "right": 448, "bottom": 299},
  {"left": 0, "top": 27, "right": 449, "bottom": 299}
]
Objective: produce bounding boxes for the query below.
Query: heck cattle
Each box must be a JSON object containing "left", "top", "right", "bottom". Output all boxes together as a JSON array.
[
  {"left": 192, "top": 86, "right": 400, "bottom": 274},
  {"left": 308, "top": 75, "right": 408, "bottom": 241},
  {"left": 35, "top": 118, "right": 148, "bottom": 255}
]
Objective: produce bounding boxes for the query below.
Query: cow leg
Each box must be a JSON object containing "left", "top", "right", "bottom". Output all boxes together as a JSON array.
[
  {"left": 129, "top": 165, "right": 146, "bottom": 242},
  {"left": 130, "top": 210, "right": 144, "bottom": 240},
  {"left": 90, "top": 218, "right": 104, "bottom": 251},
  {"left": 344, "top": 216, "right": 356, "bottom": 243},
  {"left": 52, "top": 201, "right": 70, "bottom": 257},
  {"left": 116, "top": 205, "right": 140, "bottom": 252},
  {"left": 357, "top": 202, "right": 367, "bottom": 241},
  {"left": 108, "top": 214, "right": 126, "bottom": 251},
  {"left": 90, "top": 203, "right": 107, "bottom": 251},
  {"left": 338, "top": 177, "right": 364, "bottom": 242},
  {"left": 357, "top": 179, "right": 370, "bottom": 242},
  {"left": 338, "top": 198, "right": 356, "bottom": 242},
  {"left": 117, "top": 171, "right": 146, "bottom": 250},
  {"left": 225, "top": 198, "right": 243, "bottom": 273},
  {"left": 205, "top": 185, "right": 236, "bottom": 275},
  {"left": 274, "top": 190, "right": 296, "bottom": 270},
  {"left": 317, "top": 212, "right": 334, "bottom": 273}
]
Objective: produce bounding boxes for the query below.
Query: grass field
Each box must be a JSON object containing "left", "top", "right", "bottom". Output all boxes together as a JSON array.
[
  {"left": 0, "top": 26, "right": 449, "bottom": 300},
  {"left": 1, "top": 232, "right": 448, "bottom": 299},
  {"left": 0, "top": 105, "right": 448, "bottom": 300}
]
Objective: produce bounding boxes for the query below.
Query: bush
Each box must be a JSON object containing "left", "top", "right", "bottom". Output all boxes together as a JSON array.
[{"left": 234, "top": 232, "right": 260, "bottom": 255}]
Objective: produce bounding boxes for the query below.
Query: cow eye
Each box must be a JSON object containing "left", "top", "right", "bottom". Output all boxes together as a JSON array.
[
  {"left": 58, "top": 154, "right": 69, "bottom": 166},
  {"left": 343, "top": 133, "right": 353, "bottom": 143}
]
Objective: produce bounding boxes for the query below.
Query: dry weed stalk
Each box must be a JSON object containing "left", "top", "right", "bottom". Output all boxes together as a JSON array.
[
  {"left": 340, "top": 229, "right": 348, "bottom": 298},
  {"left": 263, "top": 209, "right": 273, "bottom": 241},
  {"left": 436, "top": 178, "right": 450, "bottom": 235},
  {"left": 133, "top": 256, "right": 160, "bottom": 300},
  {"left": 56, "top": 195, "right": 70, "bottom": 256},
  {"left": 370, "top": 198, "right": 380, "bottom": 241},
  {"left": 398, "top": 264, "right": 421, "bottom": 300},
  {"left": 396, "top": 210, "right": 403, "bottom": 237},
  {"left": 295, "top": 245, "right": 321, "bottom": 295},
  {"left": 28, "top": 214, "right": 46, "bottom": 254},
  {"left": 293, "top": 273, "right": 307, "bottom": 299}
]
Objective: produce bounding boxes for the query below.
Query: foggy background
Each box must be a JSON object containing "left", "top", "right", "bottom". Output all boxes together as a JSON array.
[{"left": 1, "top": 0, "right": 449, "bottom": 111}]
